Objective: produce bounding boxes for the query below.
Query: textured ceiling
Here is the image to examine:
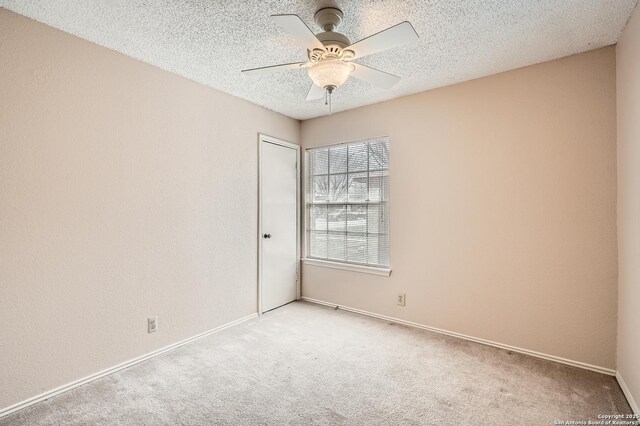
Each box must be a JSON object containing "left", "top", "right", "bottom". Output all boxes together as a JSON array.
[{"left": 1, "top": 0, "right": 637, "bottom": 120}]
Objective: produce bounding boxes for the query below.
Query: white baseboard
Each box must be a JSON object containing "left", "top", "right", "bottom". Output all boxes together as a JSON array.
[
  {"left": 0, "top": 312, "right": 258, "bottom": 419},
  {"left": 301, "top": 296, "right": 616, "bottom": 376},
  {"left": 616, "top": 372, "right": 639, "bottom": 415},
  {"left": 4, "top": 302, "right": 632, "bottom": 419}
]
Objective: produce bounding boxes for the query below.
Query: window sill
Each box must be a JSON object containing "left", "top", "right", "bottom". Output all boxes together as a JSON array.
[{"left": 302, "top": 258, "right": 391, "bottom": 277}]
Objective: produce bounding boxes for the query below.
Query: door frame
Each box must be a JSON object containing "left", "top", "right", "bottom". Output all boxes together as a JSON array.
[{"left": 258, "top": 133, "right": 301, "bottom": 315}]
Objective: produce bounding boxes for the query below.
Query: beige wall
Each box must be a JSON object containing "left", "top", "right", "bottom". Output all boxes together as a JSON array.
[
  {"left": 0, "top": 9, "right": 299, "bottom": 411},
  {"left": 0, "top": 4, "right": 626, "bottom": 414},
  {"left": 616, "top": 5, "right": 640, "bottom": 413},
  {"left": 301, "top": 48, "right": 618, "bottom": 371}
]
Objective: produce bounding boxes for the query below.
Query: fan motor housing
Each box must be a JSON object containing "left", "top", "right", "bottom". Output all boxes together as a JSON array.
[{"left": 316, "top": 31, "right": 350, "bottom": 49}]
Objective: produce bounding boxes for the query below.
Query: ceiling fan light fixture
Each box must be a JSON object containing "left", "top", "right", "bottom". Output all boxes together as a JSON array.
[
  {"left": 307, "top": 59, "right": 354, "bottom": 90},
  {"left": 242, "top": 9, "right": 419, "bottom": 105}
]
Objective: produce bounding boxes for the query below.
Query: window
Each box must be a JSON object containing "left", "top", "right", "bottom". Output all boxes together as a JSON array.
[{"left": 306, "top": 137, "right": 390, "bottom": 270}]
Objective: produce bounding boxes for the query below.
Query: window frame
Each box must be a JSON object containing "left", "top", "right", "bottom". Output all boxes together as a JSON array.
[{"left": 302, "top": 137, "right": 391, "bottom": 277}]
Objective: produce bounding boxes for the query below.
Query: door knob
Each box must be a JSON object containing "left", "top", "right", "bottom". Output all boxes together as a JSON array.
[{"left": 263, "top": 233, "right": 271, "bottom": 239}]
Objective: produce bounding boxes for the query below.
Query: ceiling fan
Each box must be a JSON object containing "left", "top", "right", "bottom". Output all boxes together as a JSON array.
[{"left": 241, "top": 7, "right": 419, "bottom": 110}]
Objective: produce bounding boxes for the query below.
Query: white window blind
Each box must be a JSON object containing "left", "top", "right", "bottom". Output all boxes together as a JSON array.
[{"left": 306, "top": 138, "right": 390, "bottom": 268}]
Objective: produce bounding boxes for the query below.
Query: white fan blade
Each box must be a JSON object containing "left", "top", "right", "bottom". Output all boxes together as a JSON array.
[
  {"left": 351, "top": 63, "right": 401, "bottom": 89},
  {"left": 348, "top": 21, "right": 418, "bottom": 60},
  {"left": 271, "top": 14, "right": 326, "bottom": 51},
  {"left": 306, "top": 84, "right": 325, "bottom": 101},
  {"left": 241, "top": 62, "right": 307, "bottom": 75}
]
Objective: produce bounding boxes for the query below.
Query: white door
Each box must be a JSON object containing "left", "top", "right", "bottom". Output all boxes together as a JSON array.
[{"left": 260, "top": 136, "right": 299, "bottom": 313}]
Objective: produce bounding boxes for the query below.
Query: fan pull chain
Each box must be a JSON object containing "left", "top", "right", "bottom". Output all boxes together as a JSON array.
[{"left": 324, "top": 86, "right": 335, "bottom": 115}]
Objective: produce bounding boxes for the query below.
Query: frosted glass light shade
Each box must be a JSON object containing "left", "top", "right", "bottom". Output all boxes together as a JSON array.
[{"left": 307, "top": 59, "right": 354, "bottom": 89}]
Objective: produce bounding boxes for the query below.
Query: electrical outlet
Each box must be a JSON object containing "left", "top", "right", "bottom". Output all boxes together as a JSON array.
[
  {"left": 148, "top": 316, "right": 158, "bottom": 333},
  {"left": 397, "top": 293, "right": 406, "bottom": 306}
]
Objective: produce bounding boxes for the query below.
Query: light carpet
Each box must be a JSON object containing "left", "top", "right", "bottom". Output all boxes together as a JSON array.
[{"left": 1, "top": 301, "right": 633, "bottom": 425}]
